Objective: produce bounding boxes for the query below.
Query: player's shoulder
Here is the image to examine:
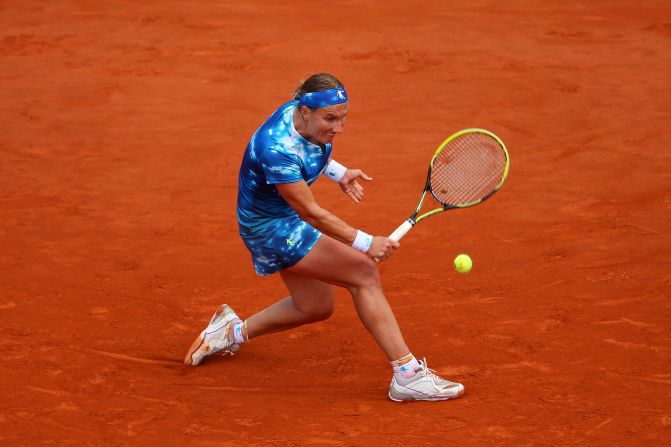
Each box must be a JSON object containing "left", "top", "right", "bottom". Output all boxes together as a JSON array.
[
  {"left": 262, "top": 100, "right": 297, "bottom": 131},
  {"left": 252, "top": 100, "right": 294, "bottom": 139}
]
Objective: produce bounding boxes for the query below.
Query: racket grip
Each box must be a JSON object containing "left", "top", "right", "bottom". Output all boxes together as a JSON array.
[{"left": 389, "top": 219, "right": 414, "bottom": 242}]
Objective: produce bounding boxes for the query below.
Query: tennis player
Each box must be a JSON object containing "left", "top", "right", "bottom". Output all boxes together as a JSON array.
[{"left": 184, "top": 73, "right": 464, "bottom": 402}]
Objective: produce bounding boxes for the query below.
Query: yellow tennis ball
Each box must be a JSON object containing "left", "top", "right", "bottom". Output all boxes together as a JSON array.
[{"left": 454, "top": 254, "right": 473, "bottom": 273}]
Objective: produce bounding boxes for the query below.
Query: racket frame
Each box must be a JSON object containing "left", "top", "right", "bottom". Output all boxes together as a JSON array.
[{"left": 389, "top": 128, "right": 509, "bottom": 241}]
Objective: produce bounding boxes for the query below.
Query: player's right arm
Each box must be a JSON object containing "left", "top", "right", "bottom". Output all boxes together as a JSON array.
[{"left": 276, "top": 181, "right": 398, "bottom": 261}]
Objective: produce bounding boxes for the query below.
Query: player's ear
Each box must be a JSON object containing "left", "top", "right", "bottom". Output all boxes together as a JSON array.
[{"left": 300, "top": 105, "right": 311, "bottom": 121}]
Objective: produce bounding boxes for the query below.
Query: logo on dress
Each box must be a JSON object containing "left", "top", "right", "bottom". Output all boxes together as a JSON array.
[{"left": 286, "top": 238, "right": 296, "bottom": 247}]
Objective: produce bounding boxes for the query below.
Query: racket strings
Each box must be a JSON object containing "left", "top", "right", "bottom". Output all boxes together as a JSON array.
[
  {"left": 433, "top": 141, "right": 502, "bottom": 203},
  {"left": 437, "top": 139, "right": 503, "bottom": 203},
  {"left": 430, "top": 133, "right": 507, "bottom": 206}
]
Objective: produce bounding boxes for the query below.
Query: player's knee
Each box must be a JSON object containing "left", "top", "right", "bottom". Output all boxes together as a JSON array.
[
  {"left": 310, "top": 303, "right": 334, "bottom": 322},
  {"left": 350, "top": 256, "right": 381, "bottom": 290},
  {"left": 301, "top": 300, "right": 334, "bottom": 322},
  {"left": 296, "top": 290, "right": 334, "bottom": 323}
]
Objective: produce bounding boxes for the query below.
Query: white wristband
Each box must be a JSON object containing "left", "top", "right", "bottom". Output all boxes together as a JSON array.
[
  {"left": 323, "top": 159, "right": 347, "bottom": 182},
  {"left": 352, "top": 230, "right": 373, "bottom": 253}
]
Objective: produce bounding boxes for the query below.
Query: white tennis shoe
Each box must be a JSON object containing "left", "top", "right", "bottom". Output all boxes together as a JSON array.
[
  {"left": 388, "top": 358, "right": 465, "bottom": 402},
  {"left": 184, "top": 304, "right": 241, "bottom": 366}
]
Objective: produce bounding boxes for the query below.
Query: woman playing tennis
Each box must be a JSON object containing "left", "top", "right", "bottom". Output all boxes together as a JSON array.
[{"left": 184, "top": 73, "right": 464, "bottom": 402}]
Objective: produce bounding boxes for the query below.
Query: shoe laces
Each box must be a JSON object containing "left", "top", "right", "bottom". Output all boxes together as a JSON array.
[{"left": 417, "top": 358, "right": 452, "bottom": 386}]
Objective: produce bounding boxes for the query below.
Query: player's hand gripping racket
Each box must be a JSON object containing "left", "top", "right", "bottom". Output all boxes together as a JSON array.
[{"left": 389, "top": 128, "right": 510, "bottom": 241}]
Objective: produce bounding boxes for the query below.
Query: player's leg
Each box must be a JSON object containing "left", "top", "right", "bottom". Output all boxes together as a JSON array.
[
  {"left": 286, "top": 235, "right": 464, "bottom": 402},
  {"left": 244, "top": 270, "right": 334, "bottom": 338},
  {"left": 282, "top": 235, "right": 410, "bottom": 362}
]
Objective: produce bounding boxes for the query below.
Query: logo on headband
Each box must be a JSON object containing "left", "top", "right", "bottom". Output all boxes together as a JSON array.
[{"left": 337, "top": 90, "right": 345, "bottom": 100}]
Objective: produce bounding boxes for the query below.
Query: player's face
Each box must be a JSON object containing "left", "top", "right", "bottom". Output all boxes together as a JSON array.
[{"left": 304, "top": 103, "right": 348, "bottom": 145}]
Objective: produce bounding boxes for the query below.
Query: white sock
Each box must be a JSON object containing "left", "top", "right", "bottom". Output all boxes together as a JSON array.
[
  {"left": 233, "top": 321, "right": 246, "bottom": 345},
  {"left": 391, "top": 354, "right": 420, "bottom": 378}
]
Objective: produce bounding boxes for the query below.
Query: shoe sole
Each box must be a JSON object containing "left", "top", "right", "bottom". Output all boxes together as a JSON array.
[
  {"left": 388, "top": 384, "right": 465, "bottom": 402},
  {"left": 184, "top": 330, "right": 208, "bottom": 366},
  {"left": 184, "top": 304, "right": 237, "bottom": 366}
]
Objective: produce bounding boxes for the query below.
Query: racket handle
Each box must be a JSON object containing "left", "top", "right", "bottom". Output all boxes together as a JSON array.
[{"left": 389, "top": 219, "right": 414, "bottom": 242}]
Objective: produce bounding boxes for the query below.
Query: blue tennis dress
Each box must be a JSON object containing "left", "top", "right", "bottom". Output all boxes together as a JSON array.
[{"left": 237, "top": 100, "right": 332, "bottom": 275}]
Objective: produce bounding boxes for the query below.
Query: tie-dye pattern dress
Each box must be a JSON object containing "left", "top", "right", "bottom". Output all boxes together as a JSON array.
[{"left": 237, "top": 100, "right": 332, "bottom": 275}]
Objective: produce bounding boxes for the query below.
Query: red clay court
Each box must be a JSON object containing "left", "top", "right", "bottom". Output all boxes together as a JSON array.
[{"left": 1, "top": 1, "right": 670, "bottom": 445}]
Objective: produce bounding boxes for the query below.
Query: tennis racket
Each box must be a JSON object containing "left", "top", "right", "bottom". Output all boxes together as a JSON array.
[{"left": 389, "top": 128, "right": 509, "bottom": 242}]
